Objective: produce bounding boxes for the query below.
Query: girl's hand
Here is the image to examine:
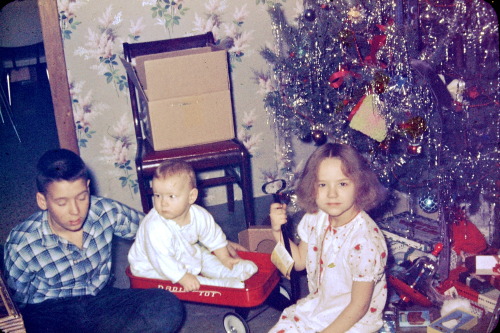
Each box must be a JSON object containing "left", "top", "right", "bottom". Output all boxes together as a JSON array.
[
  {"left": 270, "top": 203, "right": 287, "bottom": 232},
  {"left": 227, "top": 241, "right": 247, "bottom": 258}
]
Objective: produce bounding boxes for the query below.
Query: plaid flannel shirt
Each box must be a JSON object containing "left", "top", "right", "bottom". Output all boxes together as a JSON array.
[{"left": 3, "top": 196, "right": 144, "bottom": 305}]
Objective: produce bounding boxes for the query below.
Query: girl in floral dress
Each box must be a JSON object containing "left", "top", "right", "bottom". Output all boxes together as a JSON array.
[{"left": 269, "top": 143, "right": 388, "bottom": 333}]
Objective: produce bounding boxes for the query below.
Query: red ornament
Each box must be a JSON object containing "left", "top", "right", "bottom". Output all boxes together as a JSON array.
[
  {"left": 407, "top": 142, "right": 422, "bottom": 156},
  {"left": 399, "top": 116, "right": 427, "bottom": 139},
  {"left": 289, "top": 52, "right": 295, "bottom": 58},
  {"left": 378, "top": 140, "right": 390, "bottom": 152},
  {"left": 453, "top": 101, "right": 463, "bottom": 112},
  {"left": 467, "top": 86, "right": 480, "bottom": 99},
  {"left": 374, "top": 81, "right": 386, "bottom": 94}
]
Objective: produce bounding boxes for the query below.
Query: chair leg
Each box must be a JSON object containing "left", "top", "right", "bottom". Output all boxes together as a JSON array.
[
  {"left": 239, "top": 157, "right": 255, "bottom": 228},
  {"left": 225, "top": 169, "right": 235, "bottom": 213}
]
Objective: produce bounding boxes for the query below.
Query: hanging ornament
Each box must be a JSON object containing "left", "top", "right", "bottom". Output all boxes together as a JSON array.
[
  {"left": 311, "top": 130, "right": 327, "bottom": 146},
  {"left": 322, "top": 98, "right": 335, "bottom": 114},
  {"left": 304, "top": 9, "right": 316, "bottom": 22},
  {"left": 347, "top": 5, "right": 366, "bottom": 24},
  {"left": 419, "top": 194, "right": 439, "bottom": 214},
  {"left": 374, "top": 72, "right": 390, "bottom": 94},
  {"left": 335, "top": 101, "right": 346, "bottom": 114},
  {"left": 297, "top": 48, "right": 306, "bottom": 58},
  {"left": 378, "top": 139, "right": 391, "bottom": 153},
  {"left": 320, "top": 3, "right": 330, "bottom": 10},
  {"left": 338, "top": 29, "right": 355, "bottom": 46},
  {"left": 399, "top": 116, "right": 427, "bottom": 140},
  {"left": 407, "top": 142, "right": 422, "bottom": 156}
]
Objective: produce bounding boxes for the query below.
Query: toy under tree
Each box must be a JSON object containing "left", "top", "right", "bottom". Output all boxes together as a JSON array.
[{"left": 260, "top": 0, "right": 499, "bottom": 282}]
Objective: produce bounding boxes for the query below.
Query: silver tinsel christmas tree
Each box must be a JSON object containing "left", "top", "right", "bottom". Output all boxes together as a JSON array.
[{"left": 261, "top": 0, "right": 499, "bottom": 226}]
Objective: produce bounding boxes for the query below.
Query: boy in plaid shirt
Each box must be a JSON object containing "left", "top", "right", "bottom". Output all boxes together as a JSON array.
[{"left": 3, "top": 149, "right": 184, "bottom": 332}]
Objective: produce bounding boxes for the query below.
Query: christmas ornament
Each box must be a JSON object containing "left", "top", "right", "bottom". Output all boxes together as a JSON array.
[
  {"left": 338, "top": 29, "right": 355, "bottom": 45},
  {"left": 311, "top": 130, "right": 327, "bottom": 145},
  {"left": 347, "top": 94, "right": 387, "bottom": 142},
  {"left": 347, "top": 6, "right": 366, "bottom": 24},
  {"left": 378, "top": 139, "right": 391, "bottom": 153},
  {"left": 418, "top": 194, "right": 439, "bottom": 214},
  {"left": 399, "top": 116, "right": 427, "bottom": 140},
  {"left": 407, "top": 142, "right": 422, "bottom": 156},
  {"left": 446, "top": 79, "right": 466, "bottom": 103},
  {"left": 304, "top": 9, "right": 316, "bottom": 22},
  {"left": 373, "top": 72, "right": 390, "bottom": 94},
  {"left": 335, "top": 101, "right": 346, "bottom": 114},
  {"left": 322, "top": 98, "right": 334, "bottom": 114},
  {"left": 297, "top": 48, "right": 306, "bottom": 58}
]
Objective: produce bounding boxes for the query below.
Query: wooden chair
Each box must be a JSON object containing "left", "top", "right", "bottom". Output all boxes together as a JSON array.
[{"left": 123, "top": 32, "right": 255, "bottom": 227}]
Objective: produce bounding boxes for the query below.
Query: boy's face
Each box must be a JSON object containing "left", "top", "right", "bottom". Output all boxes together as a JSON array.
[
  {"left": 315, "top": 157, "right": 359, "bottom": 227},
  {"left": 36, "top": 178, "right": 91, "bottom": 235},
  {"left": 152, "top": 173, "right": 198, "bottom": 225}
]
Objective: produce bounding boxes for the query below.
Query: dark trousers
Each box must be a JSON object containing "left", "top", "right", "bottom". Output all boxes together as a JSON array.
[{"left": 20, "top": 286, "right": 185, "bottom": 333}]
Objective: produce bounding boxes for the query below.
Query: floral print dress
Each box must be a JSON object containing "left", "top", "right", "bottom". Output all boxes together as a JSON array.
[{"left": 269, "top": 211, "right": 388, "bottom": 333}]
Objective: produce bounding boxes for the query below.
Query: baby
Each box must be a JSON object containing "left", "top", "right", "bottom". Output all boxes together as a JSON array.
[{"left": 128, "top": 160, "right": 257, "bottom": 291}]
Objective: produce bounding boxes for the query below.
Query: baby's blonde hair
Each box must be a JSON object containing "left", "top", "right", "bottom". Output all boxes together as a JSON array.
[{"left": 154, "top": 160, "right": 197, "bottom": 189}]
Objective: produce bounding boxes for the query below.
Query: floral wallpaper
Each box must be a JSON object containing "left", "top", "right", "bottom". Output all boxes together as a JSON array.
[{"left": 56, "top": 0, "right": 310, "bottom": 210}]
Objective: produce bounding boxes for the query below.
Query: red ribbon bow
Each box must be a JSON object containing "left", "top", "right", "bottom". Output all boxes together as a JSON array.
[{"left": 329, "top": 67, "right": 359, "bottom": 89}]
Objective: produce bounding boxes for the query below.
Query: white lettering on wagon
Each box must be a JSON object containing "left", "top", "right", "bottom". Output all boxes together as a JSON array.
[{"left": 157, "top": 285, "right": 222, "bottom": 297}]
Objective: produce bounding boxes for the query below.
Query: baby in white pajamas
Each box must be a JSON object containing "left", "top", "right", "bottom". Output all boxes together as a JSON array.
[{"left": 128, "top": 161, "right": 257, "bottom": 291}]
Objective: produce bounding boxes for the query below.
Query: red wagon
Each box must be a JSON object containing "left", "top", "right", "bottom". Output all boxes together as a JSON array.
[{"left": 126, "top": 251, "right": 290, "bottom": 333}]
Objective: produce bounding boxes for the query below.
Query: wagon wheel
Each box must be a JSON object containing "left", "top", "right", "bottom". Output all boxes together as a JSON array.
[{"left": 223, "top": 312, "right": 250, "bottom": 333}]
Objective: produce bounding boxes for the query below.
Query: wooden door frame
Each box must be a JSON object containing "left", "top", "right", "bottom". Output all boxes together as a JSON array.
[{"left": 37, "top": 0, "right": 78, "bottom": 153}]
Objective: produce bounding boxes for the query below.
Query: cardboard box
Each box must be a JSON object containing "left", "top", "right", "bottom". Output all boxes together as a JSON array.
[
  {"left": 427, "top": 309, "right": 477, "bottom": 333},
  {"left": 238, "top": 226, "right": 277, "bottom": 254},
  {"left": 121, "top": 46, "right": 235, "bottom": 150}
]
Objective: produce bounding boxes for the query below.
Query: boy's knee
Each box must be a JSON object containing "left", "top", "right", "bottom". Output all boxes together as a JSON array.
[{"left": 140, "top": 289, "right": 185, "bottom": 331}]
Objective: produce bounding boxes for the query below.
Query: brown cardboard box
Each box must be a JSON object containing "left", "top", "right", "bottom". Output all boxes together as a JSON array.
[
  {"left": 121, "top": 46, "right": 235, "bottom": 150},
  {"left": 238, "top": 226, "right": 277, "bottom": 254}
]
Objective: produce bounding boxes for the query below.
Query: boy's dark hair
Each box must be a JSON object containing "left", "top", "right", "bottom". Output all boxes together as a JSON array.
[
  {"left": 295, "top": 143, "right": 387, "bottom": 214},
  {"left": 36, "top": 149, "right": 89, "bottom": 194},
  {"left": 154, "top": 160, "right": 197, "bottom": 189}
]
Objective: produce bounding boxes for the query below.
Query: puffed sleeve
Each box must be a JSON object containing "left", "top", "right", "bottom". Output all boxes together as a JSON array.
[{"left": 348, "top": 227, "right": 387, "bottom": 283}]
